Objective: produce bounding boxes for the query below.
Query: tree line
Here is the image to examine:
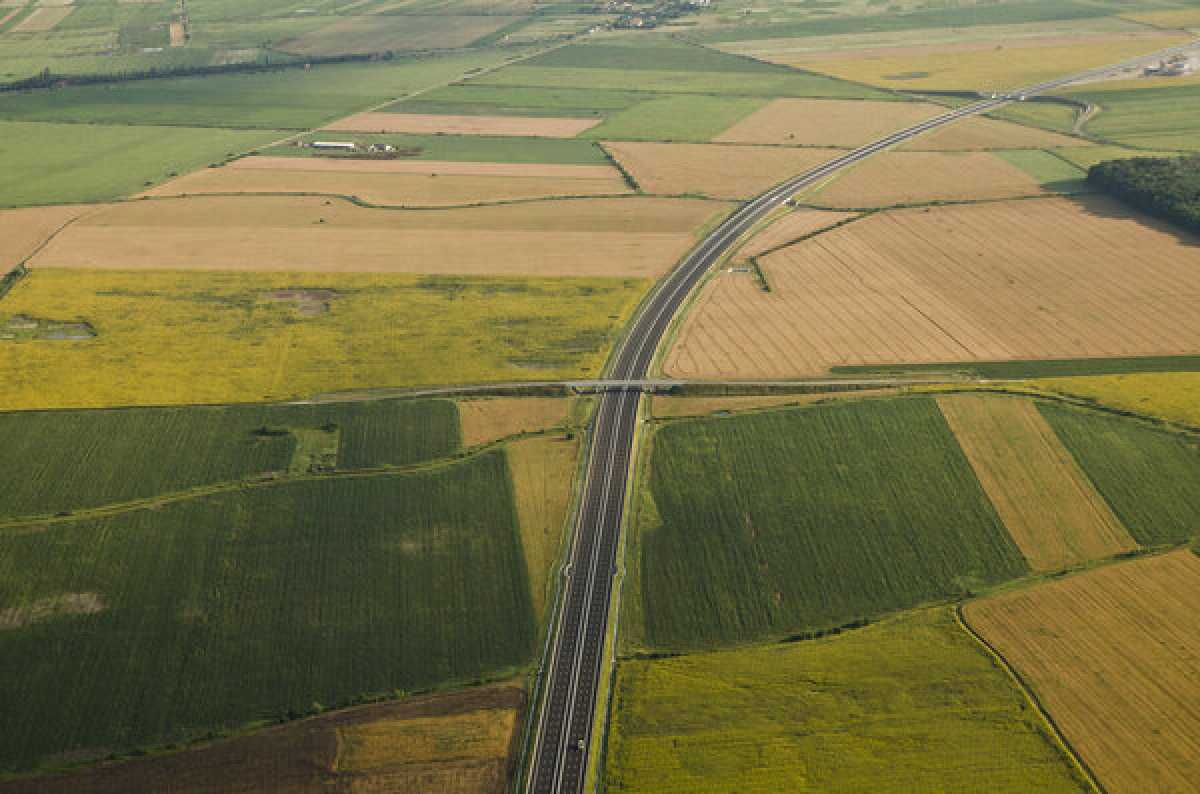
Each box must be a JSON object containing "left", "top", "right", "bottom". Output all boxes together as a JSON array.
[{"left": 1089, "top": 154, "right": 1200, "bottom": 234}]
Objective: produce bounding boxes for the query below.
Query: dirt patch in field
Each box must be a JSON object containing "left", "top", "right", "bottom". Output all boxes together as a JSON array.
[
  {"left": 737, "top": 208, "right": 857, "bottom": 259},
  {"left": 937, "top": 394, "right": 1135, "bottom": 570},
  {"left": 10, "top": 4, "right": 73, "bottom": 32},
  {"left": 805, "top": 150, "right": 1048, "bottom": 208},
  {"left": 964, "top": 550, "right": 1200, "bottom": 794},
  {"left": 0, "top": 683, "right": 525, "bottom": 794},
  {"left": 325, "top": 112, "right": 600, "bottom": 138},
  {"left": 604, "top": 141, "right": 839, "bottom": 200},
  {"left": 30, "top": 195, "right": 725, "bottom": 278},
  {"left": 168, "top": 20, "right": 184, "bottom": 46},
  {"left": 664, "top": 196, "right": 1200, "bottom": 378},
  {"left": 146, "top": 157, "right": 631, "bottom": 206},
  {"left": 457, "top": 396, "right": 569, "bottom": 447},
  {"left": 0, "top": 205, "right": 89, "bottom": 269},
  {"left": 715, "top": 98, "right": 943, "bottom": 148},
  {"left": 0, "top": 592, "right": 104, "bottom": 630},
  {"left": 262, "top": 289, "right": 337, "bottom": 317},
  {"left": 0, "top": 314, "right": 96, "bottom": 341}
]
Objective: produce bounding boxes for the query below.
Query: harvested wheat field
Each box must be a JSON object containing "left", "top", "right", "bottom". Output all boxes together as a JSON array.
[
  {"left": 0, "top": 683, "right": 525, "bottom": 794},
  {"left": 457, "top": 396, "right": 570, "bottom": 447},
  {"left": 0, "top": 205, "right": 88, "bottom": 269},
  {"left": 664, "top": 197, "right": 1200, "bottom": 378},
  {"left": 805, "top": 151, "right": 1048, "bottom": 208},
  {"left": 714, "top": 98, "right": 942, "bottom": 148},
  {"left": 509, "top": 435, "right": 580, "bottom": 621},
  {"left": 938, "top": 394, "right": 1135, "bottom": 571},
  {"left": 737, "top": 207, "right": 857, "bottom": 259},
  {"left": 604, "top": 141, "right": 838, "bottom": 199},
  {"left": 31, "top": 195, "right": 726, "bottom": 278},
  {"left": 964, "top": 550, "right": 1200, "bottom": 794},
  {"left": 325, "top": 112, "right": 600, "bottom": 138},
  {"left": 902, "top": 117, "right": 1085, "bottom": 151},
  {"left": 145, "top": 156, "right": 631, "bottom": 206}
]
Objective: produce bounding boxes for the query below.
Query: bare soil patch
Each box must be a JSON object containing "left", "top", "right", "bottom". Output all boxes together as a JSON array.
[
  {"left": 457, "top": 396, "right": 569, "bottom": 447},
  {"left": 715, "top": 98, "right": 942, "bottom": 148},
  {"left": 0, "top": 592, "right": 104, "bottom": 630},
  {"left": 964, "top": 550, "right": 1200, "bottom": 794},
  {"left": 664, "top": 197, "right": 1200, "bottom": 378},
  {"left": 0, "top": 683, "right": 525, "bottom": 794},
  {"left": 603, "top": 141, "right": 838, "bottom": 200},
  {"left": 938, "top": 394, "right": 1135, "bottom": 570},
  {"left": 805, "top": 150, "right": 1047, "bottom": 208},
  {"left": 262, "top": 289, "right": 337, "bottom": 317},
  {"left": 146, "top": 157, "right": 630, "bottom": 206},
  {"left": 31, "top": 195, "right": 725, "bottom": 278},
  {"left": 0, "top": 205, "right": 88, "bottom": 269},
  {"left": 325, "top": 112, "right": 600, "bottom": 138}
]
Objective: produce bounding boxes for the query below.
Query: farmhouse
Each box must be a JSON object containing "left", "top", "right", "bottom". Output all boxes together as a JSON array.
[{"left": 311, "top": 141, "right": 357, "bottom": 151}]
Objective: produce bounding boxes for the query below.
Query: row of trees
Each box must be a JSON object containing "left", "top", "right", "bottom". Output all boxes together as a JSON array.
[{"left": 1089, "top": 154, "right": 1200, "bottom": 234}]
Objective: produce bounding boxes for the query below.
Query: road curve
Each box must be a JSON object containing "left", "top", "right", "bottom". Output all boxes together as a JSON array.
[{"left": 524, "top": 39, "right": 1198, "bottom": 794}]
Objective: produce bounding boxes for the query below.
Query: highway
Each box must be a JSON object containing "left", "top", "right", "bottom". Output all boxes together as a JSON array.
[{"left": 523, "top": 39, "right": 1199, "bottom": 794}]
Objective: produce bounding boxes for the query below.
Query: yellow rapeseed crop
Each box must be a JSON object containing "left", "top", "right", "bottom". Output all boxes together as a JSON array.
[
  {"left": 802, "top": 35, "right": 1190, "bottom": 91},
  {"left": 1030, "top": 373, "right": 1200, "bottom": 427},
  {"left": 605, "top": 607, "right": 1087, "bottom": 792},
  {"left": 0, "top": 269, "right": 648, "bottom": 410}
]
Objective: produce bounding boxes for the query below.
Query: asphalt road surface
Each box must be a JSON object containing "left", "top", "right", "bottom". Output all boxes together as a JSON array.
[{"left": 524, "top": 39, "right": 1199, "bottom": 794}]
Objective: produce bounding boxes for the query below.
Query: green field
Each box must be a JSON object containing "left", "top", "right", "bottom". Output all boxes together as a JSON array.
[
  {"left": 989, "top": 101, "right": 1082, "bottom": 135},
  {"left": 606, "top": 607, "right": 1086, "bottom": 793},
  {"left": 1067, "top": 83, "right": 1200, "bottom": 151},
  {"left": 995, "top": 149, "right": 1088, "bottom": 191},
  {"left": 0, "top": 121, "right": 279, "bottom": 206},
  {"left": 0, "top": 48, "right": 521, "bottom": 129},
  {"left": 1038, "top": 402, "right": 1200, "bottom": 546},
  {"left": 0, "top": 399, "right": 460, "bottom": 520},
  {"left": 475, "top": 64, "right": 889, "bottom": 98},
  {"left": 381, "top": 83, "right": 653, "bottom": 118},
  {"left": 0, "top": 450, "right": 534, "bottom": 773},
  {"left": 580, "top": 95, "right": 767, "bottom": 142},
  {"left": 269, "top": 131, "right": 611, "bottom": 164},
  {"left": 633, "top": 398, "right": 1026, "bottom": 650}
]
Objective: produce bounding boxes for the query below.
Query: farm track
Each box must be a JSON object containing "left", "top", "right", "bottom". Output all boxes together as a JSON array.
[{"left": 524, "top": 39, "right": 1200, "bottom": 794}]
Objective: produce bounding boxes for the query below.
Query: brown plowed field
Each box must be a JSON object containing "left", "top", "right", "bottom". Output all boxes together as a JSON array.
[
  {"left": 325, "top": 112, "right": 600, "bottom": 138},
  {"left": 714, "top": 98, "right": 942, "bottom": 147},
  {"left": 937, "top": 394, "right": 1135, "bottom": 571},
  {"left": 145, "top": 157, "right": 630, "bottom": 206},
  {"left": 664, "top": 197, "right": 1200, "bottom": 378},
  {"left": 31, "top": 195, "right": 726, "bottom": 278},
  {"left": 964, "top": 550, "right": 1200, "bottom": 794},
  {"left": 0, "top": 205, "right": 88, "bottom": 269},
  {"left": 737, "top": 208, "right": 857, "bottom": 259},
  {"left": 805, "top": 150, "right": 1047, "bottom": 208},
  {"left": 603, "top": 141, "right": 839, "bottom": 199},
  {"left": 0, "top": 683, "right": 525, "bottom": 794}
]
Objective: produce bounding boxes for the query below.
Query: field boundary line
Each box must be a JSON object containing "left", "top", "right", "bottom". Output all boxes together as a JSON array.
[
  {"left": 0, "top": 424, "right": 570, "bottom": 532},
  {"left": 954, "top": 604, "right": 1106, "bottom": 794}
]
